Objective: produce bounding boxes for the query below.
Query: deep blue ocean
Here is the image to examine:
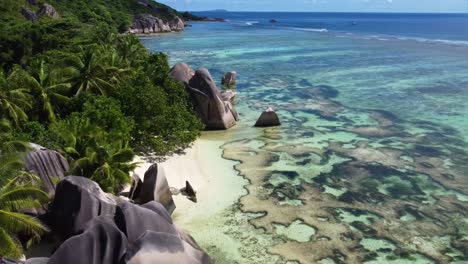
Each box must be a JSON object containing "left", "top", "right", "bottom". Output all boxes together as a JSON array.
[{"left": 142, "top": 12, "right": 468, "bottom": 264}]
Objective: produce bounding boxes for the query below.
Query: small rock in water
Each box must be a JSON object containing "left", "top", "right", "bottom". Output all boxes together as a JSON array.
[{"left": 255, "top": 107, "right": 281, "bottom": 127}]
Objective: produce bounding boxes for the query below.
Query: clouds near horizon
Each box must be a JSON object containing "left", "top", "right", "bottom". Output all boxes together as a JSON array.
[{"left": 159, "top": 0, "right": 468, "bottom": 13}]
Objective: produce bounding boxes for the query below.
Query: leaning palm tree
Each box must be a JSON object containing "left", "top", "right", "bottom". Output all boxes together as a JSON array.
[
  {"left": 0, "top": 70, "right": 31, "bottom": 127},
  {"left": 20, "top": 61, "right": 71, "bottom": 123}
]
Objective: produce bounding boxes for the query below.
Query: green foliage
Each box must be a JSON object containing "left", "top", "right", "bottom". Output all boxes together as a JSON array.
[{"left": 0, "top": 119, "right": 49, "bottom": 259}]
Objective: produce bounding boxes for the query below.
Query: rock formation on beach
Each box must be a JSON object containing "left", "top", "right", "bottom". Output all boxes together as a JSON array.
[
  {"left": 137, "top": 164, "right": 176, "bottom": 214},
  {"left": 129, "top": 14, "right": 184, "bottom": 34},
  {"left": 170, "top": 63, "right": 238, "bottom": 130},
  {"left": 20, "top": 176, "right": 212, "bottom": 264},
  {"left": 25, "top": 145, "right": 70, "bottom": 196}
]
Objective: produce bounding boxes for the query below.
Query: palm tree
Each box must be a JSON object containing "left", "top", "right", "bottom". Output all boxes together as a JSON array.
[
  {"left": 0, "top": 70, "right": 31, "bottom": 127},
  {"left": 21, "top": 61, "right": 71, "bottom": 123},
  {"left": 69, "top": 139, "right": 138, "bottom": 194},
  {"left": 0, "top": 170, "right": 49, "bottom": 258},
  {"left": 69, "top": 47, "right": 125, "bottom": 96},
  {"left": 0, "top": 120, "right": 49, "bottom": 258}
]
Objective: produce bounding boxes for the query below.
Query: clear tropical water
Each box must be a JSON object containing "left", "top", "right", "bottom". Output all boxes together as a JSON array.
[{"left": 142, "top": 12, "right": 468, "bottom": 264}]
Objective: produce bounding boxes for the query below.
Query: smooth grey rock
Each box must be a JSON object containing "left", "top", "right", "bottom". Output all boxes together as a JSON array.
[
  {"left": 129, "top": 14, "right": 184, "bottom": 34},
  {"left": 180, "top": 181, "right": 197, "bottom": 203},
  {"left": 254, "top": 107, "right": 281, "bottom": 127},
  {"left": 126, "top": 231, "right": 212, "bottom": 264},
  {"left": 48, "top": 176, "right": 118, "bottom": 240},
  {"left": 170, "top": 62, "right": 194, "bottom": 84},
  {"left": 221, "top": 71, "right": 237, "bottom": 87},
  {"left": 129, "top": 173, "right": 142, "bottom": 201},
  {"left": 25, "top": 258, "right": 49, "bottom": 264},
  {"left": 188, "top": 68, "right": 237, "bottom": 130},
  {"left": 25, "top": 147, "right": 70, "bottom": 196},
  {"left": 48, "top": 217, "right": 127, "bottom": 264},
  {"left": 138, "top": 164, "right": 175, "bottom": 214}
]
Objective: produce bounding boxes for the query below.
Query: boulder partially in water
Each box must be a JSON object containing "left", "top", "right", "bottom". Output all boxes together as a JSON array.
[
  {"left": 188, "top": 68, "right": 238, "bottom": 129},
  {"left": 255, "top": 107, "right": 281, "bottom": 127},
  {"left": 221, "top": 71, "right": 237, "bottom": 87},
  {"left": 220, "top": 90, "right": 236, "bottom": 104},
  {"left": 137, "top": 164, "right": 175, "bottom": 214}
]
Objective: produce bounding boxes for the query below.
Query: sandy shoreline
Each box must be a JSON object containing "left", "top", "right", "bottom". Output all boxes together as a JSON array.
[{"left": 133, "top": 131, "right": 246, "bottom": 224}]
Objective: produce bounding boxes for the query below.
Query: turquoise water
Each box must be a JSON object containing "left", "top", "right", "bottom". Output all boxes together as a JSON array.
[{"left": 142, "top": 13, "right": 468, "bottom": 263}]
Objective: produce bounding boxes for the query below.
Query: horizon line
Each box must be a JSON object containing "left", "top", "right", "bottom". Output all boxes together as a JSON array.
[{"left": 186, "top": 10, "right": 468, "bottom": 14}]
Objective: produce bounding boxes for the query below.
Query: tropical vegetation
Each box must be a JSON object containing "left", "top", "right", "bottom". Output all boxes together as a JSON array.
[{"left": 0, "top": 0, "right": 203, "bottom": 257}]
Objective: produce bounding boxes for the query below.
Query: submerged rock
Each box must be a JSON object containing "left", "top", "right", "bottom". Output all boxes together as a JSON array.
[
  {"left": 129, "top": 14, "right": 184, "bottom": 34},
  {"left": 48, "top": 176, "right": 118, "bottom": 240},
  {"left": 138, "top": 164, "right": 175, "bottom": 214},
  {"left": 48, "top": 217, "right": 127, "bottom": 264},
  {"left": 25, "top": 146, "right": 70, "bottom": 196},
  {"left": 220, "top": 90, "right": 236, "bottom": 103},
  {"left": 221, "top": 71, "right": 237, "bottom": 87},
  {"left": 188, "top": 68, "right": 238, "bottom": 129},
  {"left": 255, "top": 107, "right": 281, "bottom": 127}
]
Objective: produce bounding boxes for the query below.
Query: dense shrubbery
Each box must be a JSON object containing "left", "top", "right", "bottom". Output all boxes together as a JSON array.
[{"left": 0, "top": 1, "right": 202, "bottom": 256}]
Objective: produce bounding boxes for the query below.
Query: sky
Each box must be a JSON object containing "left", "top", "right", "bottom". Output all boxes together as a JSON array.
[{"left": 158, "top": 0, "right": 468, "bottom": 13}]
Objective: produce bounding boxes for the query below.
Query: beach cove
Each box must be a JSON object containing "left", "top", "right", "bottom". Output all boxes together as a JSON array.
[{"left": 141, "top": 12, "right": 468, "bottom": 264}]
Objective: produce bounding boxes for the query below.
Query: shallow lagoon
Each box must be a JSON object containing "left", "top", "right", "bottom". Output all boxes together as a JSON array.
[{"left": 143, "top": 13, "right": 468, "bottom": 263}]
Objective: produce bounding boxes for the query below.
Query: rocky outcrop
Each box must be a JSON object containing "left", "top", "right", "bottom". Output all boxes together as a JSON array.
[
  {"left": 254, "top": 107, "right": 281, "bottom": 127},
  {"left": 220, "top": 90, "right": 236, "bottom": 103},
  {"left": 38, "top": 4, "right": 59, "bottom": 19},
  {"left": 169, "top": 62, "right": 194, "bottom": 84},
  {"left": 170, "top": 63, "right": 238, "bottom": 129},
  {"left": 21, "top": 3, "right": 59, "bottom": 21},
  {"left": 25, "top": 145, "right": 70, "bottom": 196},
  {"left": 180, "top": 181, "right": 197, "bottom": 203},
  {"left": 137, "top": 164, "right": 175, "bottom": 214},
  {"left": 37, "top": 177, "right": 210, "bottom": 264},
  {"left": 129, "top": 14, "right": 184, "bottom": 34},
  {"left": 47, "top": 176, "right": 118, "bottom": 240},
  {"left": 222, "top": 71, "right": 237, "bottom": 87},
  {"left": 191, "top": 68, "right": 238, "bottom": 129},
  {"left": 48, "top": 217, "right": 128, "bottom": 264},
  {"left": 126, "top": 231, "right": 211, "bottom": 264}
]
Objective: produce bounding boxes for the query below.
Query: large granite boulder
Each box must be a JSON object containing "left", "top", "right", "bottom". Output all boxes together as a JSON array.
[
  {"left": 170, "top": 62, "right": 194, "bottom": 84},
  {"left": 221, "top": 71, "right": 237, "bottom": 87},
  {"left": 126, "top": 231, "right": 212, "bottom": 264},
  {"left": 137, "top": 164, "right": 175, "bottom": 214},
  {"left": 114, "top": 201, "right": 177, "bottom": 244},
  {"left": 21, "top": 7, "right": 38, "bottom": 21},
  {"left": 47, "top": 176, "right": 118, "bottom": 240},
  {"left": 25, "top": 146, "right": 70, "bottom": 196},
  {"left": 48, "top": 217, "right": 127, "bottom": 264},
  {"left": 220, "top": 90, "right": 236, "bottom": 104},
  {"left": 188, "top": 68, "right": 238, "bottom": 129},
  {"left": 254, "top": 107, "right": 281, "bottom": 127},
  {"left": 129, "top": 14, "right": 184, "bottom": 34}
]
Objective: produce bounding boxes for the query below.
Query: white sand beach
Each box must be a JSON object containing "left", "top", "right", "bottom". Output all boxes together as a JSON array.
[{"left": 133, "top": 131, "right": 247, "bottom": 224}]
